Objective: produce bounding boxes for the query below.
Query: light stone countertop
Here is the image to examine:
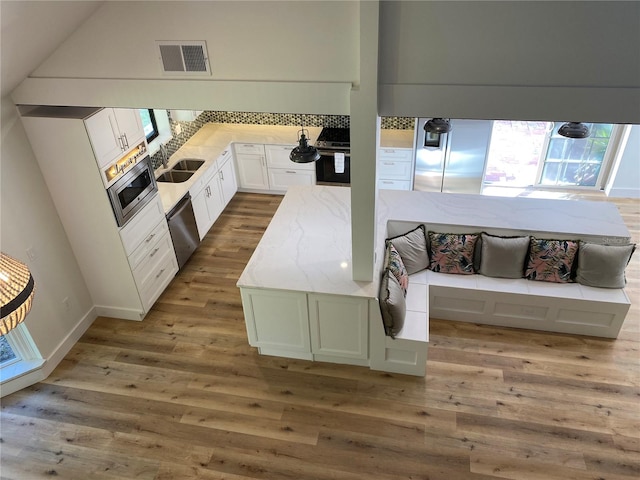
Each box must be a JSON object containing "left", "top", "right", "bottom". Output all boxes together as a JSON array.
[
  {"left": 379, "top": 129, "right": 414, "bottom": 149},
  {"left": 237, "top": 185, "right": 631, "bottom": 298},
  {"left": 156, "top": 123, "right": 322, "bottom": 213}
]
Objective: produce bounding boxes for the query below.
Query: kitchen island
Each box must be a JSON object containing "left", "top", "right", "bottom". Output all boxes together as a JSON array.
[{"left": 237, "top": 185, "right": 631, "bottom": 374}]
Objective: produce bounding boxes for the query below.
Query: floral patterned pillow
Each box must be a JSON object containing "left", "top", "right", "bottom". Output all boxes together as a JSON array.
[
  {"left": 525, "top": 238, "right": 579, "bottom": 283},
  {"left": 428, "top": 232, "right": 479, "bottom": 275},
  {"left": 387, "top": 242, "right": 409, "bottom": 296}
]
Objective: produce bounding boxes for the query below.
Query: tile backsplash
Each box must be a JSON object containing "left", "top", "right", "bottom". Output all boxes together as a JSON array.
[{"left": 151, "top": 111, "right": 414, "bottom": 169}]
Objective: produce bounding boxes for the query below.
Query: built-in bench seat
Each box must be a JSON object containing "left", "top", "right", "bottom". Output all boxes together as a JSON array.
[{"left": 369, "top": 215, "right": 633, "bottom": 377}]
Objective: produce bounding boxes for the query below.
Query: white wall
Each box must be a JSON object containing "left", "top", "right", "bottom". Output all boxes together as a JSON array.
[
  {"left": 0, "top": 99, "right": 94, "bottom": 360},
  {"left": 378, "top": 1, "right": 640, "bottom": 123}
]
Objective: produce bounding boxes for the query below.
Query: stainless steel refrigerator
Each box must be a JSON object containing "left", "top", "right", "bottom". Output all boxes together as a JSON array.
[{"left": 414, "top": 118, "right": 492, "bottom": 194}]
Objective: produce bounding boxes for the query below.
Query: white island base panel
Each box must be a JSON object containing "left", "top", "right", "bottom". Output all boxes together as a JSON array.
[{"left": 237, "top": 186, "right": 632, "bottom": 376}]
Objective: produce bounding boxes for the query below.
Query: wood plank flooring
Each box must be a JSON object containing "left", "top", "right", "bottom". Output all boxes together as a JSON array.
[{"left": 2, "top": 191, "right": 639, "bottom": 480}]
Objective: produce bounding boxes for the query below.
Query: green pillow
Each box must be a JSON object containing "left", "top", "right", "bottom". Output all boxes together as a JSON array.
[
  {"left": 479, "top": 233, "right": 530, "bottom": 279},
  {"left": 379, "top": 268, "right": 406, "bottom": 337},
  {"left": 386, "top": 225, "right": 429, "bottom": 274}
]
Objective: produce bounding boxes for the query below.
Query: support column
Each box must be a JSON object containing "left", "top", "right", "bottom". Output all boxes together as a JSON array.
[{"left": 350, "top": 0, "right": 380, "bottom": 282}]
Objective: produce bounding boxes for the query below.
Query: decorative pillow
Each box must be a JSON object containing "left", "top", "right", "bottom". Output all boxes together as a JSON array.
[
  {"left": 576, "top": 243, "right": 636, "bottom": 288},
  {"left": 379, "top": 268, "right": 406, "bottom": 337},
  {"left": 386, "top": 225, "right": 429, "bottom": 274},
  {"left": 525, "top": 238, "right": 579, "bottom": 283},
  {"left": 428, "top": 232, "right": 479, "bottom": 275},
  {"left": 479, "top": 233, "right": 530, "bottom": 279},
  {"left": 386, "top": 242, "right": 409, "bottom": 296}
]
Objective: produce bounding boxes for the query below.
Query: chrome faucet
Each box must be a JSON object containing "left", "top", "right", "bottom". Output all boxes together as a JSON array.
[{"left": 159, "top": 143, "right": 169, "bottom": 168}]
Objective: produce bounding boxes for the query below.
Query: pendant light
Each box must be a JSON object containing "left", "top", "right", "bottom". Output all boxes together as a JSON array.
[
  {"left": 558, "top": 122, "right": 590, "bottom": 139},
  {"left": 290, "top": 115, "right": 320, "bottom": 163},
  {"left": 424, "top": 118, "right": 452, "bottom": 134},
  {"left": 0, "top": 253, "right": 35, "bottom": 336}
]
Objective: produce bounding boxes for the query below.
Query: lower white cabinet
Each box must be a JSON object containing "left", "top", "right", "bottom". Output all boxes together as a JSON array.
[
  {"left": 120, "top": 195, "right": 178, "bottom": 313},
  {"left": 241, "top": 289, "right": 312, "bottom": 358},
  {"left": 308, "top": 294, "right": 368, "bottom": 360},
  {"left": 377, "top": 147, "right": 413, "bottom": 190},
  {"left": 190, "top": 151, "right": 238, "bottom": 240},
  {"left": 240, "top": 288, "right": 369, "bottom": 364},
  {"left": 235, "top": 143, "right": 269, "bottom": 191}
]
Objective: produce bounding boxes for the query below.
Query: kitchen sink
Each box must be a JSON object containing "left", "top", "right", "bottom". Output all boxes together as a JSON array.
[
  {"left": 156, "top": 171, "right": 194, "bottom": 183},
  {"left": 171, "top": 158, "right": 205, "bottom": 171}
]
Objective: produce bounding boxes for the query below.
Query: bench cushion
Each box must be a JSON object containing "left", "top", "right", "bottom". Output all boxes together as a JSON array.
[
  {"left": 479, "top": 232, "right": 530, "bottom": 279},
  {"left": 379, "top": 269, "right": 406, "bottom": 337},
  {"left": 525, "top": 238, "right": 579, "bottom": 283},
  {"left": 576, "top": 243, "right": 636, "bottom": 289},
  {"left": 387, "top": 225, "right": 429, "bottom": 274}
]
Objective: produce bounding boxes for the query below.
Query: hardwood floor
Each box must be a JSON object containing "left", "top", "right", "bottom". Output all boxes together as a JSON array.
[{"left": 2, "top": 191, "right": 639, "bottom": 480}]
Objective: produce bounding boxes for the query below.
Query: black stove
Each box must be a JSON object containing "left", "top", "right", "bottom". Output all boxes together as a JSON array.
[{"left": 315, "top": 127, "right": 350, "bottom": 150}]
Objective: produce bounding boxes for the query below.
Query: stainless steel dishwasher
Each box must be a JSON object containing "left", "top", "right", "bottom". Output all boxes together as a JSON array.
[{"left": 166, "top": 192, "right": 200, "bottom": 269}]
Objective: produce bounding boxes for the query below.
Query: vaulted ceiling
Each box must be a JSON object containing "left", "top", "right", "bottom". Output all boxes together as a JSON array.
[{"left": 0, "top": 0, "right": 103, "bottom": 98}]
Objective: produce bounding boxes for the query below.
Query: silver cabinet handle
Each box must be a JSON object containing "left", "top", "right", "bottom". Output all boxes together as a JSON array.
[
  {"left": 117, "top": 135, "right": 125, "bottom": 151},
  {"left": 383, "top": 162, "right": 394, "bottom": 166},
  {"left": 220, "top": 171, "right": 224, "bottom": 180},
  {"left": 286, "top": 171, "right": 296, "bottom": 174},
  {"left": 145, "top": 233, "right": 156, "bottom": 243},
  {"left": 155, "top": 268, "right": 166, "bottom": 279},
  {"left": 150, "top": 247, "right": 160, "bottom": 258},
  {"left": 122, "top": 133, "right": 129, "bottom": 149}
]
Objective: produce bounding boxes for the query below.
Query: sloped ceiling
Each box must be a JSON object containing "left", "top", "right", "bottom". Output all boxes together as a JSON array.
[{"left": 1, "top": 0, "right": 103, "bottom": 98}]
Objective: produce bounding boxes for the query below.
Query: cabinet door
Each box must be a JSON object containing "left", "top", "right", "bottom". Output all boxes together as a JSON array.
[
  {"left": 191, "top": 189, "right": 210, "bottom": 240},
  {"left": 85, "top": 108, "right": 124, "bottom": 169},
  {"left": 236, "top": 153, "right": 269, "bottom": 190},
  {"left": 240, "top": 288, "right": 311, "bottom": 355},
  {"left": 204, "top": 178, "right": 225, "bottom": 225},
  {"left": 308, "top": 294, "right": 368, "bottom": 360},
  {"left": 114, "top": 108, "right": 145, "bottom": 150},
  {"left": 268, "top": 168, "right": 315, "bottom": 192},
  {"left": 218, "top": 157, "right": 238, "bottom": 204}
]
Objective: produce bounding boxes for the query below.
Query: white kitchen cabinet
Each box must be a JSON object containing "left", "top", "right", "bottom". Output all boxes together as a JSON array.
[
  {"left": 234, "top": 143, "right": 269, "bottom": 191},
  {"left": 120, "top": 195, "right": 178, "bottom": 311},
  {"left": 377, "top": 147, "right": 413, "bottom": 190},
  {"left": 265, "top": 144, "right": 315, "bottom": 192},
  {"left": 218, "top": 153, "right": 238, "bottom": 203},
  {"left": 190, "top": 150, "right": 237, "bottom": 240},
  {"left": 241, "top": 288, "right": 312, "bottom": 359},
  {"left": 308, "top": 294, "right": 368, "bottom": 361},
  {"left": 85, "top": 108, "right": 145, "bottom": 169}
]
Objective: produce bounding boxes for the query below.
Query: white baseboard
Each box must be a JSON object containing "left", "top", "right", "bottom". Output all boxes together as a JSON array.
[
  {"left": 95, "top": 304, "right": 144, "bottom": 321},
  {"left": 0, "top": 307, "right": 97, "bottom": 398},
  {"left": 607, "top": 187, "right": 640, "bottom": 199}
]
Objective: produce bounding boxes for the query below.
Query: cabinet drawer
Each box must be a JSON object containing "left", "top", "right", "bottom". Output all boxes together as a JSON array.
[
  {"left": 234, "top": 143, "right": 265, "bottom": 156},
  {"left": 268, "top": 168, "right": 315, "bottom": 192},
  {"left": 119, "top": 195, "right": 166, "bottom": 255},
  {"left": 265, "top": 144, "right": 314, "bottom": 170},
  {"left": 128, "top": 219, "right": 170, "bottom": 271},
  {"left": 378, "top": 148, "right": 413, "bottom": 162},
  {"left": 189, "top": 162, "right": 218, "bottom": 196},
  {"left": 378, "top": 179, "right": 412, "bottom": 191},
  {"left": 378, "top": 160, "right": 413, "bottom": 180},
  {"left": 137, "top": 241, "right": 178, "bottom": 312}
]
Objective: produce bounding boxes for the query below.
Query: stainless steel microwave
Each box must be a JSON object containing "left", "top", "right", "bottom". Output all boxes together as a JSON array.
[{"left": 107, "top": 156, "right": 158, "bottom": 227}]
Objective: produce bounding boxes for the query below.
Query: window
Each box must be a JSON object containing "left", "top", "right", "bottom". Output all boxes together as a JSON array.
[
  {"left": 140, "top": 109, "right": 159, "bottom": 143},
  {"left": 484, "top": 121, "right": 616, "bottom": 189},
  {"left": 0, "top": 334, "right": 18, "bottom": 367}
]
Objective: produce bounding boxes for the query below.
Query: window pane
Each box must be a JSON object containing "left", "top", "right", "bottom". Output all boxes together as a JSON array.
[{"left": 0, "top": 335, "right": 17, "bottom": 364}]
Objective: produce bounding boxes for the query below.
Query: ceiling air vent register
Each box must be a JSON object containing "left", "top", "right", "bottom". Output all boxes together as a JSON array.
[{"left": 157, "top": 41, "right": 210, "bottom": 75}]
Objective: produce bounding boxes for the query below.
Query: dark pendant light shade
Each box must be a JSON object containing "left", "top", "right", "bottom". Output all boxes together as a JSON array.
[
  {"left": 558, "top": 122, "right": 590, "bottom": 139},
  {"left": 290, "top": 115, "right": 320, "bottom": 163},
  {"left": 424, "top": 118, "right": 452, "bottom": 134}
]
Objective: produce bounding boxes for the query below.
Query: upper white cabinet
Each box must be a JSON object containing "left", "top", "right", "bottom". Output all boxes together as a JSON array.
[
  {"left": 85, "top": 108, "right": 145, "bottom": 169},
  {"left": 377, "top": 147, "right": 413, "bottom": 191},
  {"left": 234, "top": 143, "right": 269, "bottom": 191},
  {"left": 265, "top": 144, "right": 315, "bottom": 192}
]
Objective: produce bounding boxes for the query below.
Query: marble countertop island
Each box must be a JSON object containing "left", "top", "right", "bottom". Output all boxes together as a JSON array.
[{"left": 238, "top": 185, "right": 631, "bottom": 299}]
